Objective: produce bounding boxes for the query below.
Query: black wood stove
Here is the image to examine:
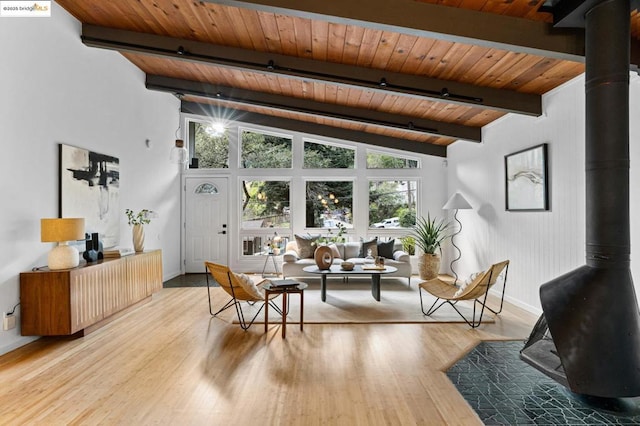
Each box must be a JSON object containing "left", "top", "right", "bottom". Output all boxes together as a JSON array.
[{"left": 520, "top": 0, "right": 640, "bottom": 405}]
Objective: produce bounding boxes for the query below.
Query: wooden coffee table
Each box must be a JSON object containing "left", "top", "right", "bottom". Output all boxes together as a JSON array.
[{"left": 302, "top": 264, "right": 397, "bottom": 302}]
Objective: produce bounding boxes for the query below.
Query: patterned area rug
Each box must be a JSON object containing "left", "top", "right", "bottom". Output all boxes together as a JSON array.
[
  {"left": 205, "top": 277, "right": 496, "bottom": 324},
  {"left": 447, "top": 341, "right": 640, "bottom": 425}
]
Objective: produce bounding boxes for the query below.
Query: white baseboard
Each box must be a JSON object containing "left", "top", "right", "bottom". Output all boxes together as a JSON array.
[
  {"left": 489, "top": 287, "right": 543, "bottom": 316},
  {"left": 504, "top": 295, "right": 542, "bottom": 316},
  {"left": 163, "top": 269, "right": 182, "bottom": 282}
]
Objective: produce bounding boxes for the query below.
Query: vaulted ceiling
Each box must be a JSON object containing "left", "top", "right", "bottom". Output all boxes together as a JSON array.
[{"left": 56, "top": 0, "right": 640, "bottom": 157}]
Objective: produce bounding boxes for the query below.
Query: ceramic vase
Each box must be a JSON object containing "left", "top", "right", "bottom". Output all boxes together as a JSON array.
[
  {"left": 133, "top": 224, "right": 145, "bottom": 253},
  {"left": 314, "top": 245, "right": 333, "bottom": 270}
]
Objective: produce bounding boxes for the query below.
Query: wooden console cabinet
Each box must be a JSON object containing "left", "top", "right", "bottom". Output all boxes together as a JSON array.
[{"left": 20, "top": 250, "right": 163, "bottom": 336}]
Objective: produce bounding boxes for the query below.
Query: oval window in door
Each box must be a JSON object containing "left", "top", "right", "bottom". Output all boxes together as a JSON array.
[{"left": 194, "top": 183, "right": 219, "bottom": 195}]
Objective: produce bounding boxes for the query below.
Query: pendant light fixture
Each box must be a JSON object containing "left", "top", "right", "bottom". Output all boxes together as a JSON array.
[{"left": 170, "top": 106, "right": 188, "bottom": 164}]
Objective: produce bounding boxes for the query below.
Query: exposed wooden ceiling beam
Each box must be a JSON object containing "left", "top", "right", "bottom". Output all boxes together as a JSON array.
[
  {"left": 201, "top": 1, "right": 637, "bottom": 69},
  {"left": 147, "top": 75, "right": 482, "bottom": 142},
  {"left": 181, "top": 101, "right": 448, "bottom": 157},
  {"left": 203, "top": 0, "right": 587, "bottom": 61},
  {"left": 82, "top": 24, "right": 542, "bottom": 116}
]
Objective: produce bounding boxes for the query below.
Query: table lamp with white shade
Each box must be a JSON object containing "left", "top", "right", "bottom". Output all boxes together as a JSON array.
[
  {"left": 442, "top": 192, "right": 473, "bottom": 284},
  {"left": 41, "top": 218, "right": 85, "bottom": 270}
]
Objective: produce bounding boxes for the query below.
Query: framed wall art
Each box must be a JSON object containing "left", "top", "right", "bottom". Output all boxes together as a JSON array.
[
  {"left": 59, "top": 143, "right": 120, "bottom": 248},
  {"left": 504, "top": 143, "right": 549, "bottom": 211}
]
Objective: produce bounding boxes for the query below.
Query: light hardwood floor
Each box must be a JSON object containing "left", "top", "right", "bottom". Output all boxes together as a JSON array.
[{"left": 0, "top": 285, "right": 537, "bottom": 425}]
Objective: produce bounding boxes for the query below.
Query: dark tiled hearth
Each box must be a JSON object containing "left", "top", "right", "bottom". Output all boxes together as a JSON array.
[{"left": 447, "top": 341, "right": 640, "bottom": 425}]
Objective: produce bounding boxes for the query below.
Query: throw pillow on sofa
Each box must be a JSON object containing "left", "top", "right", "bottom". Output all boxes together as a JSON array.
[
  {"left": 294, "top": 234, "right": 319, "bottom": 258},
  {"left": 359, "top": 237, "right": 378, "bottom": 258},
  {"left": 328, "top": 243, "right": 341, "bottom": 259},
  {"left": 377, "top": 239, "right": 395, "bottom": 259}
]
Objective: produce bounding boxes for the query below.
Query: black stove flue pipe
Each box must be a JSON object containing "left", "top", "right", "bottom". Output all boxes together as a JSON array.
[{"left": 522, "top": 0, "right": 640, "bottom": 398}]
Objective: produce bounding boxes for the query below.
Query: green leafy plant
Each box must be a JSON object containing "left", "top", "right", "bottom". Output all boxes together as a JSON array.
[
  {"left": 410, "top": 214, "right": 450, "bottom": 255},
  {"left": 398, "top": 209, "right": 416, "bottom": 228},
  {"left": 400, "top": 235, "right": 416, "bottom": 256},
  {"left": 125, "top": 209, "right": 153, "bottom": 226},
  {"left": 312, "top": 222, "right": 348, "bottom": 246}
]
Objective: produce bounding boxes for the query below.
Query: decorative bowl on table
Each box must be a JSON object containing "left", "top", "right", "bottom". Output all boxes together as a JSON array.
[{"left": 341, "top": 261, "right": 355, "bottom": 271}]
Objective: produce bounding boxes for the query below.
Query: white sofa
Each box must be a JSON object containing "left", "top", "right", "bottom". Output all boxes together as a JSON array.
[{"left": 282, "top": 240, "right": 412, "bottom": 283}]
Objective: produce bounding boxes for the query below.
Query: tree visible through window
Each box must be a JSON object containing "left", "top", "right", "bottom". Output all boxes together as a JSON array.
[
  {"left": 303, "top": 141, "right": 355, "bottom": 168},
  {"left": 369, "top": 181, "right": 417, "bottom": 228},
  {"left": 367, "top": 151, "right": 419, "bottom": 169},
  {"left": 305, "top": 181, "right": 353, "bottom": 228},
  {"left": 241, "top": 130, "right": 292, "bottom": 168},
  {"left": 190, "top": 122, "right": 229, "bottom": 168},
  {"left": 242, "top": 180, "right": 290, "bottom": 228}
]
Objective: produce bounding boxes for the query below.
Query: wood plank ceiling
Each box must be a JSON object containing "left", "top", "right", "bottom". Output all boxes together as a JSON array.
[{"left": 55, "top": 0, "right": 640, "bottom": 156}]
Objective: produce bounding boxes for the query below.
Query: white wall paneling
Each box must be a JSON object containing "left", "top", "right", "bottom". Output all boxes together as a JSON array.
[{"left": 447, "top": 74, "right": 640, "bottom": 313}]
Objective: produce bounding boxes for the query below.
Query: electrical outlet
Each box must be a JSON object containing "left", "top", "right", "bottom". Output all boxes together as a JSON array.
[{"left": 3, "top": 313, "right": 16, "bottom": 331}]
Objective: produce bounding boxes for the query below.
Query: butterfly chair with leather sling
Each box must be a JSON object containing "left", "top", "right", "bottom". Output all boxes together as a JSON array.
[
  {"left": 419, "top": 260, "right": 509, "bottom": 328},
  {"left": 205, "top": 261, "right": 281, "bottom": 330}
]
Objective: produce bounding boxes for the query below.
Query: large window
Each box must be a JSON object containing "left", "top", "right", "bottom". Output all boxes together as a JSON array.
[
  {"left": 369, "top": 180, "right": 417, "bottom": 228},
  {"left": 241, "top": 180, "right": 291, "bottom": 228},
  {"left": 241, "top": 130, "right": 292, "bottom": 168},
  {"left": 189, "top": 121, "right": 229, "bottom": 168},
  {"left": 183, "top": 118, "right": 430, "bottom": 265},
  {"left": 367, "top": 151, "right": 419, "bottom": 169},
  {"left": 305, "top": 181, "right": 353, "bottom": 228},
  {"left": 303, "top": 140, "right": 355, "bottom": 168}
]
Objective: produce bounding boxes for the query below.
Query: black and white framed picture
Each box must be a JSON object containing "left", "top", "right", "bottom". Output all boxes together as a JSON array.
[
  {"left": 59, "top": 143, "right": 120, "bottom": 248},
  {"left": 504, "top": 143, "right": 549, "bottom": 211}
]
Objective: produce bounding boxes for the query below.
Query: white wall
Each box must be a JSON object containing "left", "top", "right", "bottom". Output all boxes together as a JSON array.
[
  {"left": 447, "top": 73, "right": 640, "bottom": 313},
  {"left": 0, "top": 3, "right": 181, "bottom": 354}
]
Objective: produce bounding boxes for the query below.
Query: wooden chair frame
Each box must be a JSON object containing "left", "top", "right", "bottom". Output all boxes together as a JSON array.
[
  {"left": 419, "top": 260, "right": 509, "bottom": 328},
  {"left": 205, "top": 261, "right": 281, "bottom": 331}
]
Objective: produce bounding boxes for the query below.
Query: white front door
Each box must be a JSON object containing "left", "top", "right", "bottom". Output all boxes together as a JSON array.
[{"left": 185, "top": 177, "right": 228, "bottom": 273}]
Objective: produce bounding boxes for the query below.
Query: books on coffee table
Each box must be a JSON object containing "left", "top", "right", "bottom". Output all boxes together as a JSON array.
[
  {"left": 268, "top": 279, "right": 299, "bottom": 287},
  {"left": 362, "top": 265, "right": 386, "bottom": 270}
]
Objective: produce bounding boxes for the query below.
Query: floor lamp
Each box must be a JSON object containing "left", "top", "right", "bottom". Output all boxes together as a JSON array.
[{"left": 443, "top": 192, "right": 472, "bottom": 285}]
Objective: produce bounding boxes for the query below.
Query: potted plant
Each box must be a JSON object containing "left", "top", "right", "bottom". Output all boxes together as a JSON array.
[
  {"left": 399, "top": 235, "right": 417, "bottom": 274},
  {"left": 399, "top": 235, "right": 416, "bottom": 256},
  {"left": 410, "top": 214, "right": 450, "bottom": 280},
  {"left": 125, "top": 209, "right": 153, "bottom": 252}
]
